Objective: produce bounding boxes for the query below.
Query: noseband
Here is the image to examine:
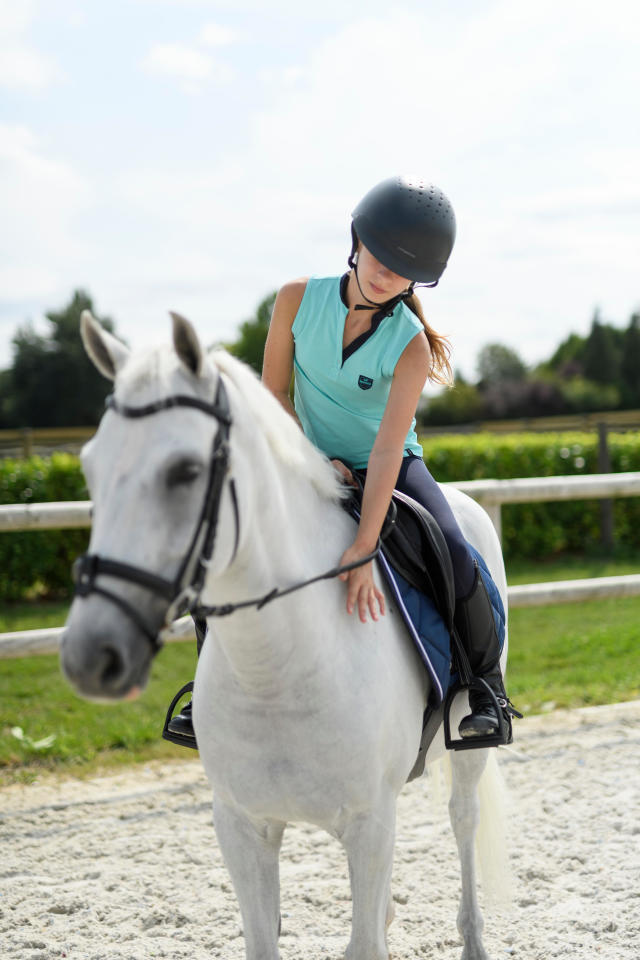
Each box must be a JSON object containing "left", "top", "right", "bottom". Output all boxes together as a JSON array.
[{"left": 73, "top": 376, "right": 239, "bottom": 654}]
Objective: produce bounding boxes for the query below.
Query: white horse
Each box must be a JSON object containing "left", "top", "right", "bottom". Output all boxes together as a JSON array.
[{"left": 62, "top": 312, "right": 510, "bottom": 960}]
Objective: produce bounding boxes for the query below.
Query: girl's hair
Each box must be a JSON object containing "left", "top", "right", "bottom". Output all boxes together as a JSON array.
[{"left": 405, "top": 293, "right": 453, "bottom": 386}]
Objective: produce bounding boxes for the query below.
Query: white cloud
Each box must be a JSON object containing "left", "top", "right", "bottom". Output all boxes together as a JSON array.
[
  {"left": 143, "top": 43, "right": 213, "bottom": 80},
  {"left": 142, "top": 42, "right": 231, "bottom": 92},
  {"left": 0, "top": 0, "right": 34, "bottom": 34},
  {"left": 0, "top": 125, "right": 92, "bottom": 298},
  {"left": 200, "top": 22, "right": 234, "bottom": 47},
  {"left": 0, "top": 47, "right": 58, "bottom": 89},
  {"left": 0, "top": 0, "right": 60, "bottom": 90}
]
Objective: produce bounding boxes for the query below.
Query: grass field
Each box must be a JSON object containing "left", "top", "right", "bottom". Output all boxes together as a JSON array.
[{"left": 1, "top": 551, "right": 638, "bottom": 784}]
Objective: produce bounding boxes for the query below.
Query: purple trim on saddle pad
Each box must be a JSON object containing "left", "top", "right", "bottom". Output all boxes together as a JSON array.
[{"left": 376, "top": 551, "right": 450, "bottom": 705}]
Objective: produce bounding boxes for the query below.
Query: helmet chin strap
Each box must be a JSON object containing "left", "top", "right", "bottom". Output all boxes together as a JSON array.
[
  {"left": 348, "top": 224, "right": 415, "bottom": 315},
  {"left": 351, "top": 262, "right": 415, "bottom": 316},
  {"left": 352, "top": 261, "right": 381, "bottom": 311}
]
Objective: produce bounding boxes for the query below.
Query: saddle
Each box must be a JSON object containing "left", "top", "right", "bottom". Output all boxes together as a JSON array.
[{"left": 343, "top": 480, "right": 506, "bottom": 777}]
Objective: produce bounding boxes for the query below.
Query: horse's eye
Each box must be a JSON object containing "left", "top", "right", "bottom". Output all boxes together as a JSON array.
[{"left": 166, "top": 459, "right": 203, "bottom": 489}]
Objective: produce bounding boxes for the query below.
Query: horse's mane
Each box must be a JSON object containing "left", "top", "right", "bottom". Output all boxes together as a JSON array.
[{"left": 211, "top": 349, "right": 345, "bottom": 504}]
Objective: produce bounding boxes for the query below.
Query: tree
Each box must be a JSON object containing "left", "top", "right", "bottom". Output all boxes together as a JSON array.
[
  {"left": 546, "top": 332, "right": 586, "bottom": 378},
  {"left": 6, "top": 290, "right": 117, "bottom": 428},
  {"left": 476, "top": 343, "right": 527, "bottom": 386},
  {"left": 620, "top": 312, "right": 640, "bottom": 406},
  {"left": 582, "top": 311, "right": 622, "bottom": 385},
  {"left": 558, "top": 376, "right": 620, "bottom": 412},
  {"left": 419, "top": 374, "right": 484, "bottom": 426},
  {"left": 225, "top": 291, "right": 277, "bottom": 375},
  {"left": 0, "top": 368, "right": 14, "bottom": 427}
]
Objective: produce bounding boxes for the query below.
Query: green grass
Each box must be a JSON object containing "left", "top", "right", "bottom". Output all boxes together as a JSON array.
[
  {"left": 0, "top": 599, "right": 70, "bottom": 632},
  {"left": 1, "top": 550, "right": 638, "bottom": 783},
  {"left": 0, "top": 635, "right": 198, "bottom": 785},
  {"left": 507, "top": 595, "right": 640, "bottom": 714}
]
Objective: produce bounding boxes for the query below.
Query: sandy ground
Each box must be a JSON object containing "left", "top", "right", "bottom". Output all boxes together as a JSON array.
[{"left": 1, "top": 700, "right": 639, "bottom": 960}]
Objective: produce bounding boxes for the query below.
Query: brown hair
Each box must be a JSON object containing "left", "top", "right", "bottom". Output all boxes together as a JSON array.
[{"left": 405, "top": 293, "right": 453, "bottom": 386}]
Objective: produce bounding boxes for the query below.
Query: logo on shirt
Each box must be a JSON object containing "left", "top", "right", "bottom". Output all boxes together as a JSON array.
[{"left": 358, "top": 375, "right": 374, "bottom": 390}]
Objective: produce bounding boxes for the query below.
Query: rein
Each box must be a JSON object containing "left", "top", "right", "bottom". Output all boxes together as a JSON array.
[
  {"left": 73, "top": 374, "right": 381, "bottom": 655},
  {"left": 192, "top": 545, "right": 380, "bottom": 618}
]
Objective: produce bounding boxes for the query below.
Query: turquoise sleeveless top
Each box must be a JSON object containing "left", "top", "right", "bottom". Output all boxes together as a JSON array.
[{"left": 292, "top": 275, "right": 425, "bottom": 470}]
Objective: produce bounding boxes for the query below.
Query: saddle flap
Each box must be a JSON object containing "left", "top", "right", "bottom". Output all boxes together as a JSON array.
[{"left": 381, "top": 490, "right": 456, "bottom": 629}]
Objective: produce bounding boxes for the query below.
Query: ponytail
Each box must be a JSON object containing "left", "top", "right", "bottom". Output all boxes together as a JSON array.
[{"left": 405, "top": 293, "right": 453, "bottom": 386}]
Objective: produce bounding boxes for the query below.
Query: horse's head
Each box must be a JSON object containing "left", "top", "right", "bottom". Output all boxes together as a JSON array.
[{"left": 61, "top": 311, "right": 241, "bottom": 701}]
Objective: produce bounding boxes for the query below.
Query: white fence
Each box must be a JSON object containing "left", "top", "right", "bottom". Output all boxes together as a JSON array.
[{"left": 1, "top": 471, "right": 640, "bottom": 659}]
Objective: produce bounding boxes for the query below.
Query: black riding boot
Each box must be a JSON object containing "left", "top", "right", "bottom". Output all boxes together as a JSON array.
[
  {"left": 162, "top": 617, "right": 207, "bottom": 748},
  {"left": 454, "top": 561, "right": 520, "bottom": 742}
]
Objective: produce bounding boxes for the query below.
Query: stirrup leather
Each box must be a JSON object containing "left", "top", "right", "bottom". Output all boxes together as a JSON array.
[{"left": 162, "top": 681, "right": 198, "bottom": 750}]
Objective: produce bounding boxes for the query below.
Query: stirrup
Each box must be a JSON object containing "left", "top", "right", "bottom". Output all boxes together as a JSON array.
[
  {"left": 162, "top": 681, "right": 199, "bottom": 750},
  {"left": 443, "top": 678, "right": 514, "bottom": 751}
]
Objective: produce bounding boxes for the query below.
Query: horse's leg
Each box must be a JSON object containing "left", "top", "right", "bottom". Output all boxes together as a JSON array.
[
  {"left": 340, "top": 793, "right": 397, "bottom": 960},
  {"left": 449, "top": 749, "right": 491, "bottom": 960},
  {"left": 213, "top": 796, "right": 285, "bottom": 960}
]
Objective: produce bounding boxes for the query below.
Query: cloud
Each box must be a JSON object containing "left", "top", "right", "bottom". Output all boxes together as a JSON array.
[
  {"left": 200, "top": 22, "right": 235, "bottom": 47},
  {"left": 0, "top": 0, "right": 60, "bottom": 90},
  {"left": 0, "top": 124, "right": 91, "bottom": 298},
  {"left": 141, "top": 41, "right": 231, "bottom": 92},
  {"left": 143, "top": 43, "right": 212, "bottom": 79}
]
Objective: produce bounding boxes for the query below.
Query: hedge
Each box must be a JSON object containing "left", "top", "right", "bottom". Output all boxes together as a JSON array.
[
  {"left": 2, "top": 434, "right": 640, "bottom": 599},
  {"left": 0, "top": 454, "right": 89, "bottom": 601},
  {"left": 422, "top": 431, "right": 640, "bottom": 559}
]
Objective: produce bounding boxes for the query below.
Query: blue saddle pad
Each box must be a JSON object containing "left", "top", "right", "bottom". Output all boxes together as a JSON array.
[{"left": 378, "top": 544, "right": 505, "bottom": 706}]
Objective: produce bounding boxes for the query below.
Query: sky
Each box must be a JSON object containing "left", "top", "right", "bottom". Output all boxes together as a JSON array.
[{"left": 1, "top": 0, "right": 639, "bottom": 388}]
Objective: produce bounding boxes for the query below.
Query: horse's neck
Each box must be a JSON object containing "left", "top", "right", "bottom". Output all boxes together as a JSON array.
[{"left": 205, "top": 462, "right": 349, "bottom": 694}]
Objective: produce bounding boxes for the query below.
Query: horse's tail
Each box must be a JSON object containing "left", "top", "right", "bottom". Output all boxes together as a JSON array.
[
  {"left": 428, "top": 749, "right": 513, "bottom": 907},
  {"left": 476, "top": 750, "right": 513, "bottom": 907}
]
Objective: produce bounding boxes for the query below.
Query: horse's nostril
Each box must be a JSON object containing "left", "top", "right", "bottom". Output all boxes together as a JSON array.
[{"left": 100, "top": 646, "right": 125, "bottom": 687}]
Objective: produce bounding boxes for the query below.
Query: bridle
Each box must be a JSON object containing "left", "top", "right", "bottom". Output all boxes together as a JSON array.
[
  {"left": 73, "top": 376, "right": 239, "bottom": 655},
  {"left": 73, "top": 374, "right": 380, "bottom": 658}
]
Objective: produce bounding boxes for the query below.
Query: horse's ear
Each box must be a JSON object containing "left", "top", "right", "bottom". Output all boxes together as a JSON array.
[
  {"left": 80, "top": 311, "right": 130, "bottom": 381},
  {"left": 170, "top": 311, "right": 204, "bottom": 377}
]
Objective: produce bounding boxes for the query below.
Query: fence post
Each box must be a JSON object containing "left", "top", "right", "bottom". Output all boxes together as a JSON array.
[
  {"left": 480, "top": 500, "right": 502, "bottom": 544},
  {"left": 597, "top": 422, "right": 614, "bottom": 551},
  {"left": 20, "top": 427, "right": 33, "bottom": 459}
]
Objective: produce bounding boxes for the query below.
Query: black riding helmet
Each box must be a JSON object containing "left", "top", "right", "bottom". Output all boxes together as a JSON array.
[{"left": 349, "top": 175, "right": 456, "bottom": 286}]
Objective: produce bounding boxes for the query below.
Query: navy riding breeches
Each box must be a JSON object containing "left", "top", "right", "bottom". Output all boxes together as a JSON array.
[{"left": 358, "top": 453, "right": 475, "bottom": 599}]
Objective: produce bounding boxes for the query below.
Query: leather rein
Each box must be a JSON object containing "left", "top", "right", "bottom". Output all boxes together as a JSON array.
[{"left": 73, "top": 375, "right": 380, "bottom": 657}]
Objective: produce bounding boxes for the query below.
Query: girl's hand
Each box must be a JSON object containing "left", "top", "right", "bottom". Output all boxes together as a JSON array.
[
  {"left": 338, "top": 543, "right": 386, "bottom": 623},
  {"left": 331, "top": 459, "right": 356, "bottom": 487}
]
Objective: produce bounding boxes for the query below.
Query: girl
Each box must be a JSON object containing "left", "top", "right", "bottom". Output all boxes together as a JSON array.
[
  {"left": 262, "top": 175, "right": 516, "bottom": 742},
  {"left": 165, "top": 176, "right": 517, "bottom": 746}
]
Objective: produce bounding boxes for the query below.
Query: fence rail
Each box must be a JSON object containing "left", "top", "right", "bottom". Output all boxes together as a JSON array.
[
  {"left": 420, "top": 407, "right": 640, "bottom": 436},
  {"left": 2, "top": 470, "right": 639, "bottom": 658},
  {"left": 0, "top": 426, "right": 95, "bottom": 458},
  {"left": 443, "top": 471, "right": 640, "bottom": 542}
]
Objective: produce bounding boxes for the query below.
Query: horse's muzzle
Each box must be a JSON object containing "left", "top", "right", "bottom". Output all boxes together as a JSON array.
[{"left": 61, "top": 597, "right": 155, "bottom": 701}]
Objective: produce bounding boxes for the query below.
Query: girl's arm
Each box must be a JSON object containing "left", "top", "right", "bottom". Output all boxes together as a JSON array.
[
  {"left": 261, "top": 279, "right": 307, "bottom": 423},
  {"left": 339, "top": 331, "right": 432, "bottom": 622}
]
